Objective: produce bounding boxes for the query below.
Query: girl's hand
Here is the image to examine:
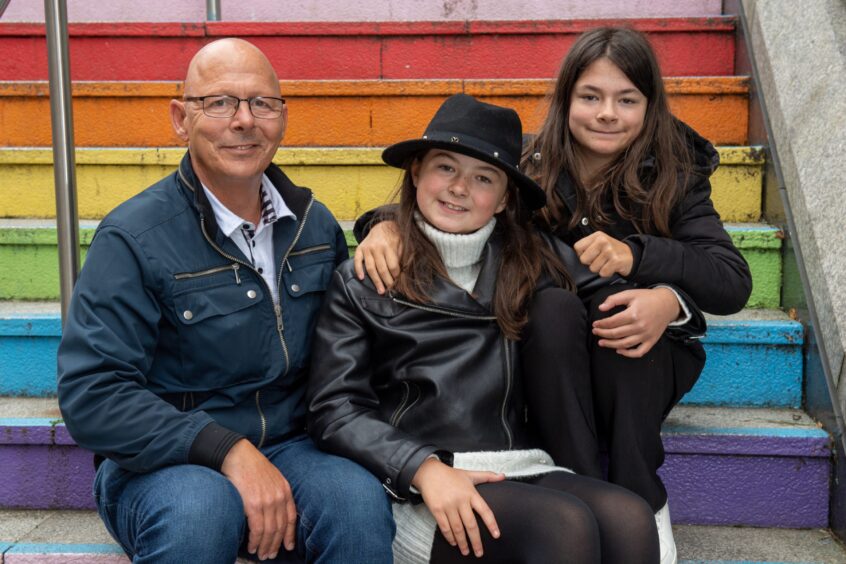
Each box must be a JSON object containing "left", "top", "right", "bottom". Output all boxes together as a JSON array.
[
  {"left": 353, "top": 220, "right": 402, "bottom": 294},
  {"left": 411, "top": 458, "right": 505, "bottom": 558},
  {"left": 592, "top": 287, "right": 681, "bottom": 358},
  {"left": 573, "top": 231, "right": 634, "bottom": 277}
]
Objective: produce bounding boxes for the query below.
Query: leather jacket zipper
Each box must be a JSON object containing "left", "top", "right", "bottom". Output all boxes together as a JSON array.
[
  {"left": 389, "top": 381, "right": 420, "bottom": 427},
  {"left": 391, "top": 297, "right": 513, "bottom": 446},
  {"left": 174, "top": 263, "right": 241, "bottom": 283},
  {"left": 197, "top": 195, "right": 315, "bottom": 448}
]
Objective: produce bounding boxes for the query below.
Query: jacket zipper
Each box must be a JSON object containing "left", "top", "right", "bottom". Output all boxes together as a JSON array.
[
  {"left": 284, "top": 243, "right": 332, "bottom": 271},
  {"left": 389, "top": 381, "right": 411, "bottom": 426},
  {"left": 174, "top": 263, "right": 241, "bottom": 283},
  {"left": 391, "top": 297, "right": 512, "bottom": 445},
  {"left": 393, "top": 382, "right": 420, "bottom": 428},
  {"left": 198, "top": 196, "right": 315, "bottom": 448}
]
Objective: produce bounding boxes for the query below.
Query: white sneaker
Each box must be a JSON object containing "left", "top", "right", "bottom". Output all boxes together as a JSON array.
[{"left": 655, "top": 502, "right": 677, "bottom": 564}]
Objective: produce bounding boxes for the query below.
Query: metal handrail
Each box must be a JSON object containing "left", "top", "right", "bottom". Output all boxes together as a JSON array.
[
  {"left": 0, "top": 0, "right": 11, "bottom": 19},
  {"left": 207, "top": 0, "right": 220, "bottom": 21},
  {"left": 45, "top": 0, "right": 80, "bottom": 324}
]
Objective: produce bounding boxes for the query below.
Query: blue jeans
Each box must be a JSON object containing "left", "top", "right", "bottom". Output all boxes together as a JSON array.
[{"left": 94, "top": 434, "right": 394, "bottom": 563}]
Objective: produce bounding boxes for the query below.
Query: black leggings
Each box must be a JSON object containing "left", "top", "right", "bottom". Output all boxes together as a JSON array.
[{"left": 429, "top": 472, "right": 658, "bottom": 563}]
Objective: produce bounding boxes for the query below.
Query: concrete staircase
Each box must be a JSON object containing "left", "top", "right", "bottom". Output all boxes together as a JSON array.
[{"left": 1, "top": 1, "right": 844, "bottom": 562}]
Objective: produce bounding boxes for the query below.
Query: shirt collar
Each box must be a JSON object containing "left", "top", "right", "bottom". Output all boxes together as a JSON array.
[{"left": 202, "top": 174, "right": 296, "bottom": 238}]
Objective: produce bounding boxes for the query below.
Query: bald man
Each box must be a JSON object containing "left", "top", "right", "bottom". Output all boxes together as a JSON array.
[{"left": 57, "top": 39, "right": 394, "bottom": 563}]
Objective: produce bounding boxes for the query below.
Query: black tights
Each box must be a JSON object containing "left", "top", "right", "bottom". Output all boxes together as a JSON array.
[{"left": 430, "top": 472, "right": 658, "bottom": 563}]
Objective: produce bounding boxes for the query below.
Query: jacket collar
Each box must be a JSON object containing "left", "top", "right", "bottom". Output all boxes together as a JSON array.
[{"left": 175, "top": 150, "right": 313, "bottom": 246}]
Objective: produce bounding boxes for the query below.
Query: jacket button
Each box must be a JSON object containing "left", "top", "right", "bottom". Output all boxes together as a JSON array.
[
  {"left": 247, "top": 290, "right": 257, "bottom": 299},
  {"left": 581, "top": 217, "right": 589, "bottom": 226},
  {"left": 291, "top": 284, "right": 301, "bottom": 293},
  {"left": 182, "top": 310, "right": 193, "bottom": 320}
]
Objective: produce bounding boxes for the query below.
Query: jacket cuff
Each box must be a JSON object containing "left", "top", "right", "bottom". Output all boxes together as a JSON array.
[
  {"left": 353, "top": 205, "right": 399, "bottom": 243},
  {"left": 188, "top": 421, "right": 245, "bottom": 471},
  {"left": 623, "top": 237, "right": 644, "bottom": 278}
]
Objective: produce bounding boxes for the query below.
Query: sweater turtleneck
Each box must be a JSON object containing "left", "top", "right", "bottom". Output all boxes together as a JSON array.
[{"left": 416, "top": 215, "right": 497, "bottom": 294}]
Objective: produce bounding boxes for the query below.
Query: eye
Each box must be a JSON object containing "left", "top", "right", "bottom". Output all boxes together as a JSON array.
[
  {"left": 620, "top": 98, "right": 638, "bottom": 105},
  {"left": 580, "top": 94, "right": 598, "bottom": 102},
  {"left": 206, "top": 97, "right": 231, "bottom": 108},
  {"left": 252, "top": 98, "right": 270, "bottom": 108},
  {"left": 437, "top": 163, "right": 455, "bottom": 172},
  {"left": 476, "top": 175, "right": 492, "bottom": 184}
]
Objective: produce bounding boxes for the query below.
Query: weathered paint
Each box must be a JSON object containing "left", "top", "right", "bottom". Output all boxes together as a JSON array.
[
  {"left": 726, "top": 225, "right": 782, "bottom": 309},
  {"left": 0, "top": 314, "right": 800, "bottom": 403},
  {"left": 0, "top": 19, "right": 735, "bottom": 80},
  {"left": 5, "top": 544, "right": 127, "bottom": 564},
  {"left": 0, "top": 77, "right": 750, "bottom": 147},
  {"left": 1, "top": 0, "right": 723, "bottom": 22},
  {"left": 0, "top": 145, "right": 760, "bottom": 221},
  {"left": 684, "top": 319, "right": 804, "bottom": 407},
  {"left": 0, "top": 224, "right": 781, "bottom": 306}
]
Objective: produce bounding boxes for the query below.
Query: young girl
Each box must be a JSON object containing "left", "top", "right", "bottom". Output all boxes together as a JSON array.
[
  {"left": 307, "top": 94, "right": 659, "bottom": 563},
  {"left": 353, "top": 28, "right": 750, "bottom": 564}
]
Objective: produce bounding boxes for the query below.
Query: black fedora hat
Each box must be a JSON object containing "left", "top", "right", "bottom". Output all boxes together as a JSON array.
[{"left": 382, "top": 94, "right": 546, "bottom": 210}]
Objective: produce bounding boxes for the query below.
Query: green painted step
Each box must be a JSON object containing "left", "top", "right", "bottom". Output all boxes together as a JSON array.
[{"left": 0, "top": 221, "right": 781, "bottom": 308}]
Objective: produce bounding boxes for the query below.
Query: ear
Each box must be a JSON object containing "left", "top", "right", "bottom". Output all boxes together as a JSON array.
[
  {"left": 169, "top": 99, "right": 189, "bottom": 142},
  {"left": 278, "top": 103, "right": 289, "bottom": 143}
]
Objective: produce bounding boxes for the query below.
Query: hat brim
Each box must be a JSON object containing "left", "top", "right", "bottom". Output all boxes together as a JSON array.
[{"left": 382, "top": 139, "right": 546, "bottom": 211}]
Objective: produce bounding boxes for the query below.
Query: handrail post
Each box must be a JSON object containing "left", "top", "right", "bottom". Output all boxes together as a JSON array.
[
  {"left": 0, "top": 0, "right": 12, "bottom": 19},
  {"left": 45, "top": 0, "right": 80, "bottom": 325},
  {"left": 207, "top": 0, "right": 221, "bottom": 21}
]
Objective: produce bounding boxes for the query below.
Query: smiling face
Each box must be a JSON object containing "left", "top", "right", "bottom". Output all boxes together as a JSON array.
[
  {"left": 169, "top": 39, "right": 287, "bottom": 193},
  {"left": 412, "top": 149, "right": 509, "bottom": 234},
  {"left": 568, "top": 57, "right": 647, "bottom": 179}
]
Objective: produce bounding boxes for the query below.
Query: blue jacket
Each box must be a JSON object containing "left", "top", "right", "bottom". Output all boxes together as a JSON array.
[{"left": 57, "top": 152, "right": 348, "bottom": 473}]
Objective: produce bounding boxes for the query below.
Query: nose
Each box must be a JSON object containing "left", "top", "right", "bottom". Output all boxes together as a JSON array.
[
  {"left": 449, "top": 175, "right": 469, "bottom": 196},
  {"left": 596, "top": 99, "right": 617, "bottom": 123},
  {"left": 230, "top": 99, "right": 255, "bottom": 128}
]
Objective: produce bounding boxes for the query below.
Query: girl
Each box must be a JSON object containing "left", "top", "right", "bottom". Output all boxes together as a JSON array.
[
  {"left": 353, "top": 27, "right": 749, "bottom": 564},
  {"left": 307, "top": 94, "right": 659, "bottom": 563}
]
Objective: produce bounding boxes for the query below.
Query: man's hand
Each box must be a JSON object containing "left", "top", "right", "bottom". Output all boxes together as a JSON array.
[
  {"left": 573, "top": 231, "right": 634, "bottom": 278},
  {"left": 411, "top": 458, "right": 504, "bottom": 558},
  {"left": 221, "top": 439, "right": 297, "bottom": 561},
  {"left": 353, "top": 220, "right": 402, "bottom": 294},
  {"left": 592, "top": 287, "right": 681, "bottom": 358}
]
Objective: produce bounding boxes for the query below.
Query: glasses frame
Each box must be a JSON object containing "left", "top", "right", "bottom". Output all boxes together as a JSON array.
[{"left": 183, "top": 95, "right": 286, "bottom": 119}]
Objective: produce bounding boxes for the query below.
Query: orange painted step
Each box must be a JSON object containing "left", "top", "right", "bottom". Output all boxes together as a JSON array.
[{"left": 0, "top": 77, "right": 749, "bottom": 147}]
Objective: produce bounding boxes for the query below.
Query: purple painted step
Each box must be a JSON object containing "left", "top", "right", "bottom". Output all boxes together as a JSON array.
[
  {"left": 661, "top": 406, "right": 830, "bottom": 529},
  {"left": 0, "top": 401, "right": 832, "bottom": 529}
]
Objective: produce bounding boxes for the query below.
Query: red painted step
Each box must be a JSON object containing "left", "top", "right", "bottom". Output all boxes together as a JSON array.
[{"left": 0, "top": 18, "right": 735, "bottom": 81}]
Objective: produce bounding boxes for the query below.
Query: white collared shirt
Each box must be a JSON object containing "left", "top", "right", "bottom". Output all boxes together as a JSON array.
[{"left": 202, "top": 174, "right": 296, "bottom": 303}]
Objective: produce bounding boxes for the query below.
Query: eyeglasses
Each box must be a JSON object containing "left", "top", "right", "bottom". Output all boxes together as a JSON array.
[{"left": 183, "top": 95, "right": 286, "bottom": 119}]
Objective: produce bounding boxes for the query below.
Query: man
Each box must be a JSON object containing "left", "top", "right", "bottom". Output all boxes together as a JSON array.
[{"left": 57, "top": 38, "right": 394, "bottom": 563}]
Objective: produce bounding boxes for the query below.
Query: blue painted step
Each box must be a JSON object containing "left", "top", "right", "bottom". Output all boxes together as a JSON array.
[{"left": 0, "top": 304, "right": 803, "bottom": 407}]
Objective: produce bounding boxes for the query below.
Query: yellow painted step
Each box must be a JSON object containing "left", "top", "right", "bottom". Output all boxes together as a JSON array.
[{"left": 0, "top": 147, "right": 764, "bottom": 222}]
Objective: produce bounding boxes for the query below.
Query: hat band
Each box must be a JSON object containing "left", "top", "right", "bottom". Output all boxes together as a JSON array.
[{"left": 421, "top": 131, "right": 516, "bottom": 167}]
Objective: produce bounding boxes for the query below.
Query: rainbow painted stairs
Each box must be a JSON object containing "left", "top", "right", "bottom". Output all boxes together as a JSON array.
[{"left": 1, "top": 2, "right": 845, "bottom": 562}]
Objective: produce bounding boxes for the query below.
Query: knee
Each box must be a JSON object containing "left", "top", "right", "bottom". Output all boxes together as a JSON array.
[
  {"left": 524, "top": 288, "right": 587, "bottom": 342},
  {"left": 600, "top": 488, "right": 657, "bottom": 541},
  {"left": 588, "top": 283, "right": 635, "bottom": 322}
]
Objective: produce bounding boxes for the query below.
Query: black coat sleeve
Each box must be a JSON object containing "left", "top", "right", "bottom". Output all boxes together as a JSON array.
[
  {"left": 623, "top": 174, "right": 752, "bottom": 315},
  {"left": 306, "top": 268, "right": 442, "bottom": 500}
]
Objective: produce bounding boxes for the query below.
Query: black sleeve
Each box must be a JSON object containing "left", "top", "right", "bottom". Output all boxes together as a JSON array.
[{"left": 353, "top": 204, "right": 399, "bottom": 243}]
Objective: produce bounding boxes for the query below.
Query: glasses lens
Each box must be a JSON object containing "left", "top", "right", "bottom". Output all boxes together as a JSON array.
[
  {"left": 250, "top": 97, "right": 284, "bottom": 119},
  {"left": 202, "top": 96, "right": 237, "bottom": 117}
]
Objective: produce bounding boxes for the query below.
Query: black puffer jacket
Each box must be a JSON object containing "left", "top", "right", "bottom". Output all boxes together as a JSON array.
[
  {"left": 548, "top": 124, "right": 752, "bottom": 315},
  {"left": 307, "top": 228, "right": 611, "bottom": 501}
]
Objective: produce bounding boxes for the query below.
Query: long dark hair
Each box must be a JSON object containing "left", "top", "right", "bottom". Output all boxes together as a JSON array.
[
  {"left": 392, "top": 153, "right": 573, "bottom": 340},
  {"left": 522, "top": 27, "right": 691, "bottom": 236}
]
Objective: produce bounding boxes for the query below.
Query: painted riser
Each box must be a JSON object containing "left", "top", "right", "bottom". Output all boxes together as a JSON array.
[
  {"left": 0, "top": 225, "right": 782, "bottom": 308},
  {"left": 0, "top": 146, "right": 764, "bottom": 223},
  {"left": 0, "top": 19, "right": 734, "bottom": 81},
  {"left": 0, "top": 77, "right": 749, "bottom": 147},
  {"left": 1, "top": 0, "right": 724, "bottom": 23},
  {"left": 0, "top": 329, "right": 803, "bottom": 406},
  {"left": 0, "top": 428, "right": 827, "bottom": 529},
  {"left": 1, "top": 544, "right": 128, "bottom": 564}
]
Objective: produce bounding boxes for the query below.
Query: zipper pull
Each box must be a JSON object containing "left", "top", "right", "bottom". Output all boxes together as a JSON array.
[
  {"left": 274, "top": 304, "right": 284, "bottom": 332},
  {"left": 232, "top": 263, "right": 242, "bottom": 285},
  {"left": 286, "top": 258, "right": 293, "bottom": 272}
]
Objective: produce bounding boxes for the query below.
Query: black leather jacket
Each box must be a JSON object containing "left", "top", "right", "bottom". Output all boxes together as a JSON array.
[{"left": 308, "top": 227, "right": 619, "bottom": 501}]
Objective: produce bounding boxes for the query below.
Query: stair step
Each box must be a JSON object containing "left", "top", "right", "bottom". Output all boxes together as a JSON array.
[
  {"left": 662, "top": 406, "right": 829, "bottom": 528},
  {"left": 0, "top": 76, "right": 749, "bottom": 147},
  {"left": 0, "top": 1, "right": 724, "bottom": 24},
  {"left": 1, "top": 302, "right": 796, "bottom": 401},
  {"left": 0, "top": 145, "right": 765, "bottom": 223},
  {"left": 2, "top": 514, "right": 844, "bottom": 563},
  {"left": 0, "top": 18, "right": 735, "bottom": 81},
  {"left": 0, "top": 213, "right": 781, "bottom": 308},
  {"left": 1, "top": 401, "right": 829, "bottom": 529}
]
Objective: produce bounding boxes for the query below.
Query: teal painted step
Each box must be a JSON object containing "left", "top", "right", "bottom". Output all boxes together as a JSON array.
[
  {"left": 0, "top": 303, "right": 802, "bottom": 406},
  {"left": 0, "top": 220, "right": 781, "bottom": 308}
]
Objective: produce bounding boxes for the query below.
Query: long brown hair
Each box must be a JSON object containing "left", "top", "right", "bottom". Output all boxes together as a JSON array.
[
  {"left": 392, "top": 153, "right": 573, "bottom": 340},
  {"left": 522, "top": 27, "right": 691, "bottom": 236}
]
